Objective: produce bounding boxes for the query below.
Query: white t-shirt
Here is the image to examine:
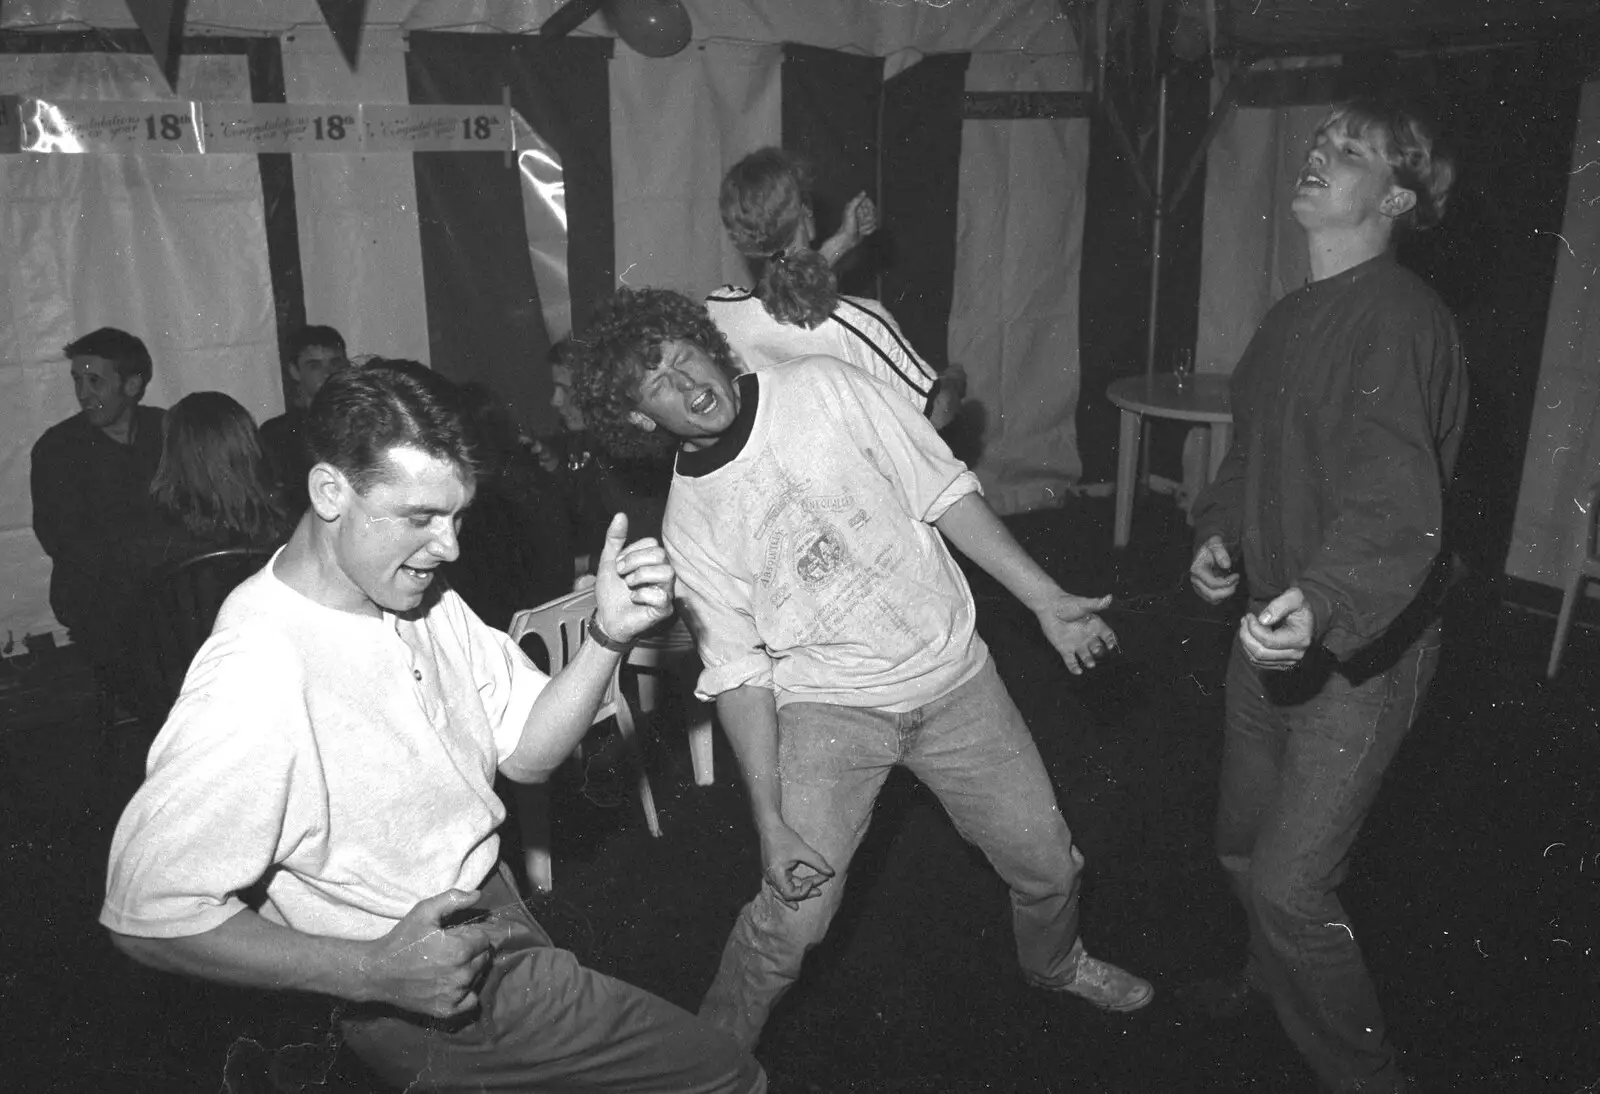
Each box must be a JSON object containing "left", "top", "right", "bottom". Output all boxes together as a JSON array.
[
  {"left": 705, "top": 287, "right": 941, "bottom": 417},
  {"left": 666, "top": 357, "right": 986, "bottom": 712},
  {"left": 100, "top": 555, "right": 547, "bottom": 942}
]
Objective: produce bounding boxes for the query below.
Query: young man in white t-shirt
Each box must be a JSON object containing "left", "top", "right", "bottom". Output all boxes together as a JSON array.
[
  {"left": 572, "top": 288, "right": 1153, "bottom": 1053},
  {"left": 100, "top": 359, "right": 765, "bottom": 1094}
]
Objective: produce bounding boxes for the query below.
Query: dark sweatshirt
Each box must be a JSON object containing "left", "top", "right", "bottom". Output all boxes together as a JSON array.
[
  {"left": 1190, "top": 252, "right": 1468, "bottom": 662},
  {"left": 30, "top": 405, "right": 165, "bottom": 631}
]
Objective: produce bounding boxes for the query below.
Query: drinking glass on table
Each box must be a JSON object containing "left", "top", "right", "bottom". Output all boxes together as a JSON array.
[{"left": 1172, "top": 348, "right": 1195, "bottom": 392}]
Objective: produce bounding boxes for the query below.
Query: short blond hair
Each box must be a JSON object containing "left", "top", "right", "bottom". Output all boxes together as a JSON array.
[{"left": 1318, "top": 99, "right": 1455, "bottom": 231}]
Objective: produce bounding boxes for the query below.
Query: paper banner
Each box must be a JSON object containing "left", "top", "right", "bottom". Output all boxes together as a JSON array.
[{"left": 7, "top": 98, "right": 516, "bottom": 154}]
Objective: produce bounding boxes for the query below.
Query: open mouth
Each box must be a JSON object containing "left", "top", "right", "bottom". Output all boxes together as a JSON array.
[
  {"left": 1296, "top": 168, "right": 1328, "bottom": 189},
  {"left": 400, "top": 564, "right": 436, "bottom": 585},
  {"left": 689, "top": 389, "right": 717, "bottom": 414}
]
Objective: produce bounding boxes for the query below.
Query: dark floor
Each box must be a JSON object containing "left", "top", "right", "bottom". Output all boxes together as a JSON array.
[{"left": 4, "top": 493, "right": 1598, "bottom": 1094}]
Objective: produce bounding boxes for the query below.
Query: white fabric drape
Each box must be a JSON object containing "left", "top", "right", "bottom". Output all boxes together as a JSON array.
[
  {"left": 610, "top": 40, "right": 782, "bottom": 300},
  {"left": 284, "top": 24, "right": 430, "bottom": 364},
  {"left": 1194, "top": 101, "right": 1325, "bottom": 376},
  {"left": 0, "top": 51, "right": 279, "bottom": 643},
  {"left": 1505, "top": 80, "right": 1600, "bottom": 590},
  {"left": 949, "top": 52, "right": 1088, "bottom": 515}
]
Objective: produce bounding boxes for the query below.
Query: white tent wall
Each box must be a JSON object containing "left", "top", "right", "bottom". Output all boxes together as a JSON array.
[
  {"left": 609, "top": 40, "right": 783, "bottom": 300},
  {"left": 1193, "top": 99, "right": 1323, "bottom": 377},
  {"left": 1505, "top": 79, "right": 1600, "bottom": 592},
  {"left": 0, "top": 50, "right": 281, "bottom": 646},
  {"left": 284, "top": 24, "right": 430, "bottom": 364},
  {"left": 950, "top": 50, "right": 1088, "bottom": 514}
]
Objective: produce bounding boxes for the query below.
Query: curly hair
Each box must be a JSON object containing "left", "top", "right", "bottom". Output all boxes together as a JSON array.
[
  {"left": 719, "top": 147, "right": 839, "bottom": 329},
  {"left": 150, "top": 391, "right": 290, "bottom": 545},
  {"left": 1317, "top": 98, "right": 1455, "bottom": 232},
  {"left": 569, "top": 287, "right": 740, "bottom": 461}
]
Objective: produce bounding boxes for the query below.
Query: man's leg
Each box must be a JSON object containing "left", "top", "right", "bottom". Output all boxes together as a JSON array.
[
  {"left": 340, "top": 867, "right": 765, "bottom": 1093},
  {"left": 904, "top": 659, "right": 1149, "bottom": 1009},
  {"left": 699, "top": 702, "right": 898, "bottom": 1049},
  {"left": 1224, "top": 630, "right": 1442, "bottom": 1093}
]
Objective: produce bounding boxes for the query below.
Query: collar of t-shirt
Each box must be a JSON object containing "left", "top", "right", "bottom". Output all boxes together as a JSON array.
[{"left": 675, "top": 372, "right": 760, "bottom": 478}]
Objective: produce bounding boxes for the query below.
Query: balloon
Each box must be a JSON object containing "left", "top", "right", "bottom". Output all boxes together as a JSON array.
[{"left": 603, "top": 0, "right": 692, "bottom": 58}]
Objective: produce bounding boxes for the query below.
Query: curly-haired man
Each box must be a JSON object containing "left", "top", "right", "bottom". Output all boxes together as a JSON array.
[{"left": 572, "top": 287, "right": 1152, "bottom": 1053}]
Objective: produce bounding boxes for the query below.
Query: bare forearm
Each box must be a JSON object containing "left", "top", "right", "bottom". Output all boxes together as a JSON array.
[
  {"left": 502, "top": 640, "right": 621, "bottom": 782},
  {"left": 110, "top": 909, "right": 374, "bottom": 1002},
  {"left": 934, "top": 493, "right": 1060, "bottom": 610},
  {"left": 716, "top": 685, "right": 785, "bottom": 832}
]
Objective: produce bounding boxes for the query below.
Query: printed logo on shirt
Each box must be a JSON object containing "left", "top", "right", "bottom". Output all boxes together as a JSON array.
[{"left": 794, "top": 528, "right": 848, "bottom": 588}]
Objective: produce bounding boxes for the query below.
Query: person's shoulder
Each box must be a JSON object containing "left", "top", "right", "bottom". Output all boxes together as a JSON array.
[
  {"left": 32, "top": 412, "right": 87, "bottom": 453},
  {"left": 706, "top": 284, "right": 756, "bottom": 304},
  {"left": 834, "top": 294, "right": 894, "bottom": 324},
  {"left": 136, "top": 405, "right": 165, "bottom": 426}
]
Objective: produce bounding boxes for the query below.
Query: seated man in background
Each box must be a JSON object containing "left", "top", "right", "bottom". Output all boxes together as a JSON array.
[
  {"left": 259, "top": 324, "right": 347, "bottom": 513},
  {"left": 30, "top": 326, "right": 164, "bottom": 690},
  {"left": 573, "top": 288, "right": 1151, "bottom": 1054},
  {"left": 101, "top": 359, "right": 765, "bottom": 1094}
]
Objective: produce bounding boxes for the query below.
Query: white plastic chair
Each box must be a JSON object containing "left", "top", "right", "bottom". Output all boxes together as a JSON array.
[
  {"left": 627, "top": 615, "right": 715, "bottom": 788},
  {"left": 508, "top": 588, "right": 659, "bottom": 892},
  {"left": 1548, "top": 480, "right": 1600, "bottom": 680}
]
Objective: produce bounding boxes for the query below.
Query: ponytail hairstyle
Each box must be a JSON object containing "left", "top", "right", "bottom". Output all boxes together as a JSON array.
[{"left": 719, "top": 147, "right": 838, "bottom": 329}]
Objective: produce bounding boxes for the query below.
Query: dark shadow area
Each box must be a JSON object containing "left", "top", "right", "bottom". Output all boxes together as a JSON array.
[{"left": 4, "top": 494, "right": 1597, "bottom": 1092}]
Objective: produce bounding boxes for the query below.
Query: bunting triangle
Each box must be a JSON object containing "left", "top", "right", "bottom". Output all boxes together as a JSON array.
[
  {"left": 125, "top": 0, "right": 189, "bottom": 92},
  {"left": 316, "top": 0, "right": 369, "bottom": 70}
]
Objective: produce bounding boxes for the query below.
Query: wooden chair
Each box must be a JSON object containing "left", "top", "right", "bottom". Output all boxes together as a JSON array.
[
  {"left": 507, "top": 588, "right": 660, "bottom": 893},
  {"left": 1547, "top": 480, "right": 1600, "bottom": 679},
  {"left": 125, "top": 546, "right": 276, "bottom": 728}
]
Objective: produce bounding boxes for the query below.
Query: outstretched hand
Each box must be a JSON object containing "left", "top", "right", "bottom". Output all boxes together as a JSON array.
[
  {"left": 1036, "top": 592, "right": 1118, "bottom": 675},
  {"left": 1239, "top": 586, "right": 1314, "bottom": 670},
  {"left": 358, "top": 889, "right": 509, "bottom": 1019},
  {"left": 760, "top": 824, "right": 835, "bottom": 910},
  {"left": 592, "top": 512, "right": 677, "bottom": 644}
]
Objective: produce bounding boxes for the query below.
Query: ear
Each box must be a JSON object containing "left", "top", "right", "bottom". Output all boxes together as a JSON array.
[
  {"left": 626, "top": 410, "right": 657, "bottom": 433},
  {"left": 122, "top": 374, "right": 147, "bottom": 402},
  {"left": 285, "top": 358, "right": 303, "bottom": 384},
  {"left": 1381, "top": 187, "right": 1417, "bottom": 220},
  {"left": 306, "top": 462, "right": 349, "bottom": 522}
]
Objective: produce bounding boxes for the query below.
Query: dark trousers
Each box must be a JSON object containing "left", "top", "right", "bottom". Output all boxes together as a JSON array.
[
  {"left": 340, "top": 866, "right": 766, "bottom": 1093},
  {"left": 1217, "top": 625, "right": 1441, "bottom": 1094}
]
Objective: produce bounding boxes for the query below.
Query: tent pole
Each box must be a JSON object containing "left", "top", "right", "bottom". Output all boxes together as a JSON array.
[{"left": 1143, "top": 71, "right": 1169, "bottom": 386}]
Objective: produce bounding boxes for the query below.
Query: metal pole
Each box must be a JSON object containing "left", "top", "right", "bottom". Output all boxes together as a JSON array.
[{"left": 1143, "top": 72, "right": 1169, "bottom": 386}]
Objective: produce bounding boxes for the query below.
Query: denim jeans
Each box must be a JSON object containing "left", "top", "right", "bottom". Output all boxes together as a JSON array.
[
  {"left": 1217, "top": 624, "right": 1441, "bottom": 1094},
  {"left": 341, "top": 864, "right": 765, "bottom": 1093},
  {"left": 698, "top": 657, "right": 1086, "bottom": 1049}
]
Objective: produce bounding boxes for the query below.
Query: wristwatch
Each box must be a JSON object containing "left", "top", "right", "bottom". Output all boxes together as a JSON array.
[{"left": 586, "top": 612, "right": 633, "bottom": 654}]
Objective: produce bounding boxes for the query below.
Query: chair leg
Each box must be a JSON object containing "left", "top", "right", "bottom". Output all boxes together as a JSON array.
[
  {"left": 516, "top": 781, "right": 554, "bottom": 893},
  {"left": 1548, "top": 571, "right": 1587, "bottom": 680},
  {"left": 687, "top": 705, "right": 715, "bottom": 787},
  {"left": 611, "top": 678, "right": 661, "bottom": 838}
]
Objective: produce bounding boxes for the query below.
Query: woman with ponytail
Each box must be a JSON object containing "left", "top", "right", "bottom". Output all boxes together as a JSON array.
[{"left": 707, "top": 148, "right": 962, "bottom": 426}]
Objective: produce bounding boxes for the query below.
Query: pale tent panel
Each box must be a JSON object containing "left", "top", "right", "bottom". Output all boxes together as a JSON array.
[
  {"left": 284, "top": 25, "right": 430, "bottom": 368},
  {"left": 610, "top": 40, "right": 782, "bottom": 301},
  {"left": 1505, "top": 80, "right": 1600, "bottom": 590},
  {"left": 1194, "top": 102, "right": 1324, "bottom": 376},
  {"left": 2, "top": 1, "right": 1063, "bottom": 56},
  {"left": 949, "top": 51, "right": 1087, "bottom": 516},
  {"left": 0, "top": 51, "right": 280, "bottom": 644}
]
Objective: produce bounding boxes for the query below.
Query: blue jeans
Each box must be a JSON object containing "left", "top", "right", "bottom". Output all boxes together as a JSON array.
[
  {"left": 698, "top": 658, "right": 1086, "bottom": 1049},
  {"left": 1217, "top": 625, "right": 1441, "bottom": 1094},
  {"left": 340, "top": 865, "right": 765, "bottom": 1093}
]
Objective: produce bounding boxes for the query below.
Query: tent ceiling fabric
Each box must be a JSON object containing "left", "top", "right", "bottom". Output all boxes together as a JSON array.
[{"left": 1220, "top": 0, "right": 1600, "bottom": 54}]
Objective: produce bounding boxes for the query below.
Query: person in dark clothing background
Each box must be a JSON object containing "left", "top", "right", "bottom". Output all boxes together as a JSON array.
[
  {"left": 30, "top": 326, "right": 164, "bottom": 674},
  {"left": 260, "top": 325, "right": 348, "bottom": 513},
  {"left": 1186, "top": 99, "right": 1466, "bottom": 1094}
]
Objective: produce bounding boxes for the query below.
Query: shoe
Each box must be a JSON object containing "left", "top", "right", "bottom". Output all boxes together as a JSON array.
[{"left": 1036, "top": 945, "right": 1154, "bottom": 1013}]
